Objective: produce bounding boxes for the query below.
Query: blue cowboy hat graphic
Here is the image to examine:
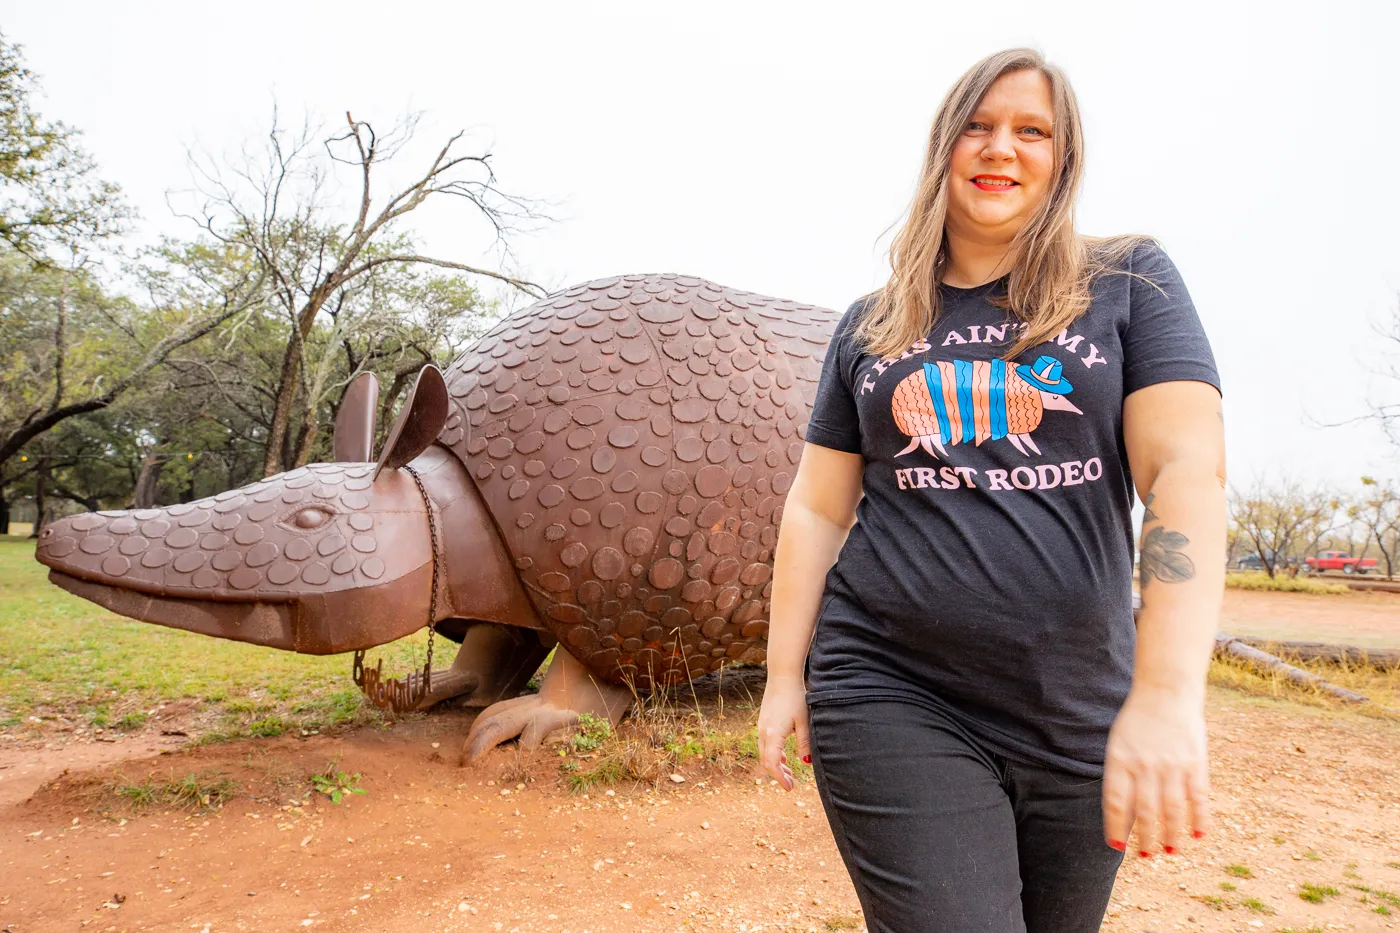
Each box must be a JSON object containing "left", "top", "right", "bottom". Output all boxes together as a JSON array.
[{"left": 1015, "top": 355, "right": 1074, "bottom": 394}]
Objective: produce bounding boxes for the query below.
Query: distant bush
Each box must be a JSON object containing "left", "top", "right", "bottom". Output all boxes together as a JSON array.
[{"left": 1225, "top": 572, "right": 1349, "bottom": 595}]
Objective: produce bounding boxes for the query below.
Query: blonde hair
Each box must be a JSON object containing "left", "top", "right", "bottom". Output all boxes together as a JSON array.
[{"left": 857, "top": 47, "right": 1151, "bottom": 361}]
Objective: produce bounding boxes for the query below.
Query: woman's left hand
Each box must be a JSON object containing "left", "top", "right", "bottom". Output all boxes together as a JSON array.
[{"left": 1101, "top": 684, "right": 1212, "bottom": 857}]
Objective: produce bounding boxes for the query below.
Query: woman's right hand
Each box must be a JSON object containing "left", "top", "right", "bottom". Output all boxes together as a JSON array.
[{"left": 757, "top": 673, "right": 811, "bottom": 791}]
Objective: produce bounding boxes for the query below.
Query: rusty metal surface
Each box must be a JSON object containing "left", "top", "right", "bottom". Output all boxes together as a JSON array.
[
  {"left": 374, "top": 366, "right": 449, "bottom": 480},
  {"left": 35, "top": 273, "right": 841, "bottom": 696},
  {"left": 436, "top": 274, "right": 839, "bottom": 692},
  {"left": 333, "top": 372, "right": 379, "bottom": 463}
]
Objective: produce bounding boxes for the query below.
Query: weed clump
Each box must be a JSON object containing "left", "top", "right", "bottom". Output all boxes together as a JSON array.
[{"left": 110, "top": 770, "right": 236, "bottom": 812}]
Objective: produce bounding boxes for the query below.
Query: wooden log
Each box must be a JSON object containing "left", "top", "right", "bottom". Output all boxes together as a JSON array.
[
  {"left": 1225, "top": 637, "right": 1400, "bottom": 670},
  {"left": 1213, "top": 635, "right": 1370, "bottom": 703}
]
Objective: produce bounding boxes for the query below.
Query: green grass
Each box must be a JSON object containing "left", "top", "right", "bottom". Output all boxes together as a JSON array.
[
  {"left": 1225, "top": 571, "right": 1350, "bottom": 595},
  {"left": 1225, "top": 863, "right": 1254, "bottom": 878},
  {"left": 1239, "top": 896, "right": 1273, "bottom": 914},
  {"left": 1298, "top": 883, "right": 1339, "bottom": 903},
  {"left": 1351, "top": 884, "right": 1400, "bottom": 907},
  {"left": 0, "top": 539, "right": 435, "bottom": 739}
]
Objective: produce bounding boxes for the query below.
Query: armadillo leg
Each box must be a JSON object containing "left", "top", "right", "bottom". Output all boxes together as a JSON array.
[
  {"left": 1007, "top": 434, "right": 1029, "bottom": 456},
  {"left": 1019, "top": 433, "right": 1042, "bottom": 455},
  {"left": 410, "top": 622, "right": 554, "bottom": 713},
  {"left": 461, "top": 647, "right": 633, "bottom": 764},
  {"left": 927, "top": 435, "right": 949, "bottom": 458}
]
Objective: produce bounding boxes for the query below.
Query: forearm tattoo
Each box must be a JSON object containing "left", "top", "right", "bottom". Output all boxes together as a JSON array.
[{"left": 1139, "top": 493, "right": 1195, "bottom": 588}]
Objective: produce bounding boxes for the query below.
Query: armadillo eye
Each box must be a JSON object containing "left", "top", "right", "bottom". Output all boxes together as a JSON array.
[{"left": 294, "top": 508, "right": 331, "bottom": 529}]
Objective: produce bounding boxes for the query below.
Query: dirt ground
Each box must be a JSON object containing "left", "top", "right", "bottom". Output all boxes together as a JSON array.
[
  {"left": 1221, "top": 588, "right": 1400, "bottom": 649},
  {"left": 1, "top": 591, "right": 1398, "bottom": 933}
]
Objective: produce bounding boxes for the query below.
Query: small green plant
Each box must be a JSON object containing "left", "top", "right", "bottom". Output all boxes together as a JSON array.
[
  {"left": 1193, "top": 894, "right": 1228, "bottom": 911},
  {"left": 1376, "top": 904, "right": 1393, "bottom": 916},
  {"left": 1298, "top": 883, "right": 1339, "bottom": 904},
  {"left": 1277, "top": 927, "right": 1326, "bottom": 933},
  {"left": 1301, "top": 849, "right": 1322, "bottom": 861},
  {"left": 1272, "top": 834, "right": 1287, "bottom": 844},
  {"left": 1225, "top": 863, "right": 1254, "bottom": 878},
  {"left": 823, "top": 918, "right": 861, "bottom": 931},
  {"left": 1220, "top": 881, "right": 1237, "bottom": 892},
  {"left": 249, "top": 716, "right": 286, "bottom": 737},
  {"left": 1240, "top": 896, "right": 1274, "bottom": 915},
  {"left": 310, "top": 766, "right": 366, "bottom": 804},
  {"left": 568, "top": 712, "right": 613, "bottom": 753},
  {"left": 115, "top": 711, "right": 148, "bottom": 732}
]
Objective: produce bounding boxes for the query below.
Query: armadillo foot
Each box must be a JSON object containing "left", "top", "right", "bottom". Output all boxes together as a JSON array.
[{"left": 461, "top": 647, "right": 632, "bottom": 764}]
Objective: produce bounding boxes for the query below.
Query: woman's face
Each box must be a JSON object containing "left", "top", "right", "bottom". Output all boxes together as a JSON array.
[{"left": 945, "top": 69, "right": 1057, "bottom": 243}]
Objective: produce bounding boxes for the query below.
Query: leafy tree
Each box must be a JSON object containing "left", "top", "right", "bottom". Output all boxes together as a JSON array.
[
  {"left": 0, "top": 31, "right": 127, "bottom": 260},
  {"left": 0, "top": 243, "right": 265, "bottom": 529}
]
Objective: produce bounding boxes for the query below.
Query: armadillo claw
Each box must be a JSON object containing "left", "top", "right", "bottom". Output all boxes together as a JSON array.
[{"left": 461, "top": 694, "right": 580, "bottom": 764}]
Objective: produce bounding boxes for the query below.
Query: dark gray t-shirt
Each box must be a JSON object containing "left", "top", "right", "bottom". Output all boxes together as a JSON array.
[{"left": 802, "top": 241, "right": 1221, "bottom": 777}]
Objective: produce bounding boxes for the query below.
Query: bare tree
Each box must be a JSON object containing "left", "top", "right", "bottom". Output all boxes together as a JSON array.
[
  {"left": 1228, "top": 475, "right": 1340, "bottom": 577},
  {"left": 1352, "top": 476, "right": 1400, "bottom": 579},
  {"left": 179, "top": 110, "right": 547, "bottom": 477},
  {"left": 1365, "top": 298, "right": 1400, "bottom": 450}
]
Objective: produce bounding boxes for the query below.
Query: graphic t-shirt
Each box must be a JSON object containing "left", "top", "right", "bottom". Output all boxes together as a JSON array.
[{"left": 802, "top": 241, "right": 1221, "bottom": 777}]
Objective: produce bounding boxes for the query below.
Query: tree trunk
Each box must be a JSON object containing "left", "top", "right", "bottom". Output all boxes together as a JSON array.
[
  {"left": 263, "top": 336, "right": 304, "bottom": 478},
  {"left": 0, "top": 485, "right": 9, "bottom": 536},
  {"left": 31, "top": 456, "right": 47, "bottom": 538},
  {"left": 262, "top": 294, "right": 329, "bottom": 478},
  {"left": 291, "top": 411, "right": 319, "bottom": 468},
  {"left": 132, "top": 452, "right": 166, "bottom": 508}
]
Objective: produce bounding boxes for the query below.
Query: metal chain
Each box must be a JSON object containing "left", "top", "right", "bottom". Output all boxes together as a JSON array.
[
  {"left": 405, "top": 464, "right": 440, "bottom": 677},
  {"left": 351, "top": 464, "right": 440, "bottom": 713}
]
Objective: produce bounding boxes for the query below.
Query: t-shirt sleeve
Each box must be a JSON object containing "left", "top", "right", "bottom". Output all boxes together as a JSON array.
[
  {"left": 803, "top": 299, "right": 866, "bottom": 454},
  {"left": 1123, "top": 242, "right": 1222, "bottom": 398}
]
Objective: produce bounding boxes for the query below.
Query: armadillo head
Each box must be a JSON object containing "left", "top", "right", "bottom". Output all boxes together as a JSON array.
[
  {"left": 1039, "top": 391, "right": 1083, "bottom": 415},
  {"left": 34, "top": 367, "right": 538, "bottom": 654}
]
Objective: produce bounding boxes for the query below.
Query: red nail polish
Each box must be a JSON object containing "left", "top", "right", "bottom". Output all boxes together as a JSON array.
[
  {"left": 802, "top": 754, "right": 812, "bottom": 765},
  {"left": 1192, "top": 830, "right": 1206, "bottom": 839},
  {"left": 1108, "top": 840, "right": 1126, "bottom": 851},
  {"left": 1163, "top": 846, "right": 1176, "bottom": 854},
  {"left": 1138, "top": 851, "right": 1152, "bottom": 858}
]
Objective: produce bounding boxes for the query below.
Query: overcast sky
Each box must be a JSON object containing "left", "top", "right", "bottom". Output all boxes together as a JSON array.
[{"left": 5, "top": 0, "right": 1397, "bottom": 490}]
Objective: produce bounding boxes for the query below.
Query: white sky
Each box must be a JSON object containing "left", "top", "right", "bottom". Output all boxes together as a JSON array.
[{"left": 5, "top": 0, "right": 1398, "bottom": 490}]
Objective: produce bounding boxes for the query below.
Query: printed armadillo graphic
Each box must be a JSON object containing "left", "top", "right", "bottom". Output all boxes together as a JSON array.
[{"left": 891, "top": 355, "right": 1082, "bottom": 459}]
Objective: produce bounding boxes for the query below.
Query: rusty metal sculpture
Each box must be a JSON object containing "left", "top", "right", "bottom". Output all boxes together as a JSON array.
[{"left": 35, "top": 274, "right": 840, "bottom": 761}]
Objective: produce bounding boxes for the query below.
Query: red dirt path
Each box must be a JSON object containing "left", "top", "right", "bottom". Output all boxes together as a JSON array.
[{"left": 1, "top": 589, "right": 1398, "bottom": 932}]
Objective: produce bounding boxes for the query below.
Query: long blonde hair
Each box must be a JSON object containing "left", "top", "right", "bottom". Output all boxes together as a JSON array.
[{"left": 857, "top": 47, "right": 1150, "bottom": 361}]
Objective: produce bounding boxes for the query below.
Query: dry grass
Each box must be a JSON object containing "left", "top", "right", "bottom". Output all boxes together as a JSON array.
[
  {"left": 1209, "top": 650, "right": 1400, "bottom": 717},
  {"left": 553, "top": 665, "right": 800, "bottom": 793},
  {"left": 1225, "top": 572, "right": 1350, "bottom": 595}
]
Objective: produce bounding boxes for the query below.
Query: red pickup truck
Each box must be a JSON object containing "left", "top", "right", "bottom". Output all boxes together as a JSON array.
[{"left": 1305, "top": 551, "right": 1380, "bottom": 575}]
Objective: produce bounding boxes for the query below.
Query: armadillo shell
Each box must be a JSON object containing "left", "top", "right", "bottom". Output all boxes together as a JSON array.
[{"left": 436, "top": 274, "right": 839, "bottom": 691}]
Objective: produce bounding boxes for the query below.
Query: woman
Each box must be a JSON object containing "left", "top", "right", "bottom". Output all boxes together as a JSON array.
[{"left": 757, "top": 48, "right": 1225, "bottom": 932}]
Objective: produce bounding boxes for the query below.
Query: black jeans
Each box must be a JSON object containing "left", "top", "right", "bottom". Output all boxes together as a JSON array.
[{"left": 808, "top": 698, "right": 1124, "bottom": 933}]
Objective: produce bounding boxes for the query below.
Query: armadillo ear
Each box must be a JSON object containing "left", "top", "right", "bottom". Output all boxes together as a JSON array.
[
  {"left": 373, "top": 365, "right": 450, "bottom": 480},
  {"left": 333, "top": 372, "right": 380, "bottom": 462}
]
